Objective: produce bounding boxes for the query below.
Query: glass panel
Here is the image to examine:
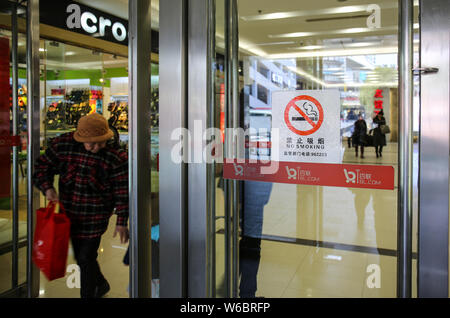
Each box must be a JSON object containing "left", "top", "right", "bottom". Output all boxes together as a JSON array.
[
  {"left": 219, "top": 0, "right": 420, "bottom": 298},
  {"left": 0, "top": 24, "right": 13, "bottom": 294},
  {"left": 0, "top": 21, "right": 28, "bottom": 294},
  {"left": 150, "top": 61, "right": 160, "bottom": 298},
  {"left": 214, "top": 0, "right": 227, "bottom": 297},
  {"left": 412, "top": 4, "right": 420, "bottom": 299}
]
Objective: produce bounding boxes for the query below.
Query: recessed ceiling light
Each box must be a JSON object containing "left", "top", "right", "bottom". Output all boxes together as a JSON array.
[
  {"left": 345, "top": 42, "right": 379, "bottom": 48},
  {"left": 255, "top": 41, "right": 296, "bottom": 46},
  {"left": 289, "top": 45, "right": 324, "bottom": 50},
  {"left": 269, "top": 26, "right": 397, "bottom": 39}
]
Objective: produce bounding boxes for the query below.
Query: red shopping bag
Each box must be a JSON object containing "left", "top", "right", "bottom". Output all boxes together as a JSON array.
[{"left": 32, "top": 201, "right": 71, "bottom": 281}]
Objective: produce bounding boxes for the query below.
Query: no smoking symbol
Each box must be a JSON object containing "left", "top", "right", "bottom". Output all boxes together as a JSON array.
[{"left": 284, "top": 95, "right": 324, "bottom": 136}]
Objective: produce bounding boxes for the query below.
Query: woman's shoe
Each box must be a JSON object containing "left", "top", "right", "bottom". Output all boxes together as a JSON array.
[{"left": 94, "top": 280, "right": 110, "bottom": 298}]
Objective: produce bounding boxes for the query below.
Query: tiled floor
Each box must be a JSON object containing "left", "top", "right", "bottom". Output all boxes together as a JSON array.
[
  {"left": 38, "top": 215, "right": 130, "bottom": 298},
  {"left": 1, "top": 141, "right": 419, "bottom": 297},
  {"left": 215, "top": 141, "right": 418, "bottom": 298}
]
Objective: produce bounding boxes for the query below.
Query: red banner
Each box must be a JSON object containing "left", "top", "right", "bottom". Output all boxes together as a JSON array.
[
  {"left": 0, "top": 38, "right": 11, "bottom": 198},
  {"left": 223, "top": 159, "right": 395, "bottom": 190}
]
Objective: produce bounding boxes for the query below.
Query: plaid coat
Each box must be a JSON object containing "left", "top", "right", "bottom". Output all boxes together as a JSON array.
[{"left": 33, "top": 132, "right": 128, "bottom": 239}]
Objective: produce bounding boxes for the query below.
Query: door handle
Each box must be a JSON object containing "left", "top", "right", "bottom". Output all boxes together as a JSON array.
[{"left": 413, "top": 67, "right": 439, "bottom": 75}]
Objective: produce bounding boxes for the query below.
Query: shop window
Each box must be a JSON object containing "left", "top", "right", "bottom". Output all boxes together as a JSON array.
[{"left": 257, "top": 84, "right": 268, "bottom": 105}]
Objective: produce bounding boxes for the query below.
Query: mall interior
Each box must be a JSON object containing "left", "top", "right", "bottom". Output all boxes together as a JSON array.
[{"left": 0, "top": 0, "right": 449, "bottom": 298}]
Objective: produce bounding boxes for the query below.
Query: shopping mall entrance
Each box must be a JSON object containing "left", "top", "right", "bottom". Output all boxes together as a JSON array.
[
  {"left": 158, "top": 0, "right": 449, "bottom": 298},
  {"left": 1, "top": 0, "right": 449, "bottom": 298}
]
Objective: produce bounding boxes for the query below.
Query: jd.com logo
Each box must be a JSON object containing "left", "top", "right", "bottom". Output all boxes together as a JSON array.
[{"left": 344, "top": 169, "right": 358, "bottom": 184}]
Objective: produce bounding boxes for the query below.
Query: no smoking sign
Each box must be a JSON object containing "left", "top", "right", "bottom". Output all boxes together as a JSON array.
[
  {"left": 272, "top": 90, "right": 341, "bottom": 164},
  {"left": 284, "top": 95, "right": 324, "bottom": 136}
]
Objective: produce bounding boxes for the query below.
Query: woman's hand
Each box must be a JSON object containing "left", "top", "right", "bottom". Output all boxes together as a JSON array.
[
  {"left": 45, "top": 188, "right": 59, "bottom": 202},
  {"left": 114, "top": 225, "right": 129, "bottom": 244}
]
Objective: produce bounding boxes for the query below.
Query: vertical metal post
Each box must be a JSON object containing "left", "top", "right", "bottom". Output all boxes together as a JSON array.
[
  {"left": 397, "top": 0, "right": 413, "bottom": 298},
  {"left": 230, "top": 0, "right": 239, "bottom": 298},
  {"left": 187, "top": 0, "right": 210, "bottom": 298},
  {"left": 128, "top": 0, "right": 152, "bottom": 298},
  {"left": 11, "top": 0, "right": 19, "bottom": 290},
  {"left": 418, "top": 0, "right": 449, "bottom": 297},
  {"left": 207, "top": 0, "right": 217, "bottom": 299},
  {"left": 159, "top": 0, "right": 188, "bottom": 298},
  {"left": 223, "top": 0, "right": 232, "bottom": 297},
  {"left": 26, "top": 0, "right": 41, "bottom": 298}
]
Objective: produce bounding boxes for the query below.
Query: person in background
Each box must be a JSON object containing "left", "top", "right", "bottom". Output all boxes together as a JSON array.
[
  {"left": 372, "top": 110, "right": 387, "bottom": 158},
  {"left": 239, "top": 180, "right": 273, "bottom": 298},
  {"left": 33, "top": 113, "right": 129, "bottom": 298},
  {"left": 352, "top": 114, "right": 368, "bottom": 159}
]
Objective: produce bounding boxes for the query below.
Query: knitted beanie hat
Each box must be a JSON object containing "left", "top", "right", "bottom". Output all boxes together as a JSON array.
[{"left": 73, "top": 113, "right": 114, "bottom": 143}]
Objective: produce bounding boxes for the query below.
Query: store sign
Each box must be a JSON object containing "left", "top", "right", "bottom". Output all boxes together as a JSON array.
[
  {"left": 374, "top": 89, "right": 384, "bottom": 113},
  {"left": 40, "top": 0, "right": 128, "bottom": 45},
  {"left": 272, "top": 90, "right": 341, "bottom": 164},
  {"left": 66, "top": 4, "right": 127, "bottom": 42},
  {"left": 223, "top": 159, "right": 395, "bottom": 190}
]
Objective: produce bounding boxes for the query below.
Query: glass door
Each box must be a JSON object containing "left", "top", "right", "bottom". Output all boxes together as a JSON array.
[
  {"left": 0, "top": 2, "right": 29, "bottom": 297},
  {"left": 212, "top": 0, "right": 421, "bottom": 298}
]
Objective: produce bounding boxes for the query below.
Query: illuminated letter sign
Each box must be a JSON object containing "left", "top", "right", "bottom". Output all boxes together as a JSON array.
[{"left": 40, "top": 1, "right": 129, "bottom": 45}]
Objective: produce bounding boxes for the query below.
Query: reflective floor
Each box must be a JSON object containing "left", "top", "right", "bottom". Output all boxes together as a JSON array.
[{"left": 215, "top": 141, "right": 418, "bottom": 298}]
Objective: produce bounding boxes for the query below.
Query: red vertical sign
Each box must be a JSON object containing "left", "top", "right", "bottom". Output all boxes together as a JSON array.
[
  {"left": 220, "top": 83, "right": 225, "bottom": 143},
  {"left": 0, "top": 38, "right": 11, "bottom": 198},
  {"left": 374, "top": 89, "right": 384, "bottom": 114}
]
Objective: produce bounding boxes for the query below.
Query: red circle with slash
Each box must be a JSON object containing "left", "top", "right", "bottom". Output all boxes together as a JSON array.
[{"left": 284, "top": 95, "right": 324, "bottom": 136}]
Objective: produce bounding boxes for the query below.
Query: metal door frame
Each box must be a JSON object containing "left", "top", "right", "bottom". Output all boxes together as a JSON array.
[
  {"left": 157, "top": 0, "right": 450, "bottom": 298},
  {"left": 417, "top": 0, "right": 449, "bottom": 298},
  {"left": 0, "top": 0, "right": 29, "bottom": 299},
  {"left": 26, "top": 0, "right": 41, "bottom": 298}
]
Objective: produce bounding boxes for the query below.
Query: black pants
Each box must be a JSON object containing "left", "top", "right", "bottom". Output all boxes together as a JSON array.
[
  {"left": 375, "top": 146, "right": 383, "bottom": 155},
  {"left": 71, "top": 237, "right": 107, "bottom": 298},
  {"left": 355, "top": 145, "right": 364, "bottom": 155},
  {"left": 239, "top": 236, "right": 261, "bottom": 298}
]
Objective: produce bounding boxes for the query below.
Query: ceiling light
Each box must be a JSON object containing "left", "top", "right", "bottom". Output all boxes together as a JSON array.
[
  {"left": 269, "top": 26, "right": 397, "bottom": 39},
  {"left": 345, "top": 42, "right": 379, "bottom": 48},
  {"left": 269, "top": 32, "right": 314, "bottom": 39},
  {"left": 296, "top": 45, "right": 324, "bottom": 50},
  {"left": 268, "top": 46, "right": 398, "bottom": 59},
  {"left": 327, "top": 67, "right": 344, "bottom": 72},
  {"left": 241, "top": 3, "right": 401, "bottom": 22},
  {"left": 255, "top": 41, "right": 296, "bottom": 46}
]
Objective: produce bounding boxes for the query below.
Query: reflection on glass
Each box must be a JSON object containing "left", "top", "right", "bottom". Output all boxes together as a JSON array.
[
  {"left": 239, "top": 180, "right": 272, "bottom": 298},
  {"left": 219, "top": 0, "right": 419, "bottom": 298},
  {"left": 0, "top": 26, "right": 28, "bottom": 294}
]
